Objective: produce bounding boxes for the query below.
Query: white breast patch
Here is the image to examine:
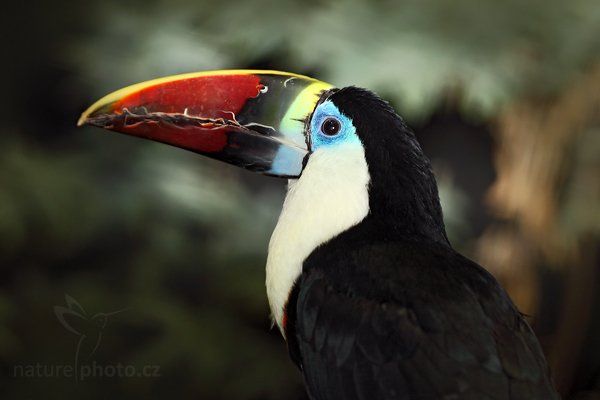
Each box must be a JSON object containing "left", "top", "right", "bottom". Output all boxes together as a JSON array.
[{"left": 265, "top": 142, "right": 371, "bottom": 336}]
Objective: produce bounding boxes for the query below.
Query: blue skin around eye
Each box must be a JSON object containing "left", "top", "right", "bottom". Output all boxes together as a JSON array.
[
  {"left": 309, "top": 101, "right": 360, "bottom": 150},
  {"left": 268, "top": 101, "right": 359, "bottom": 176}
]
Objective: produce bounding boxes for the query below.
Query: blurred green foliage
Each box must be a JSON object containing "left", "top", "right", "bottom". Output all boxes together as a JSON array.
[{"left": 2, "top": 0, "right": 599, "bottom": 399}]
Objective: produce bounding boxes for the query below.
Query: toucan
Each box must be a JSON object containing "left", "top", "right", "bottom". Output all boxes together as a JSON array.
[{"left": 79, "top": 70, "right": 560, "bottom": 399}]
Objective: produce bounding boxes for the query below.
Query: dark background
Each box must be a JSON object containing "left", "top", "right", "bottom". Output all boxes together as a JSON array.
[{"left": 1, "top": 0, "right": 599, "bottom": 399}]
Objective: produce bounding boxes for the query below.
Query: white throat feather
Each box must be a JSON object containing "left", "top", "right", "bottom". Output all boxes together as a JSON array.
[{"left": 265, "top": 142, "right": 370, "bottom": 335}]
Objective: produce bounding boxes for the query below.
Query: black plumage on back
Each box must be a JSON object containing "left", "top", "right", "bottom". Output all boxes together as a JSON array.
[{"left": 285, "top": 88, "right": 559, "bottom": 399}]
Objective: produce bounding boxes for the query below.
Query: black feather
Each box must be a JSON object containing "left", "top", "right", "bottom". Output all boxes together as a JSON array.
[{"left": 284, "top": 87, "right": 559, "bottom": 399}]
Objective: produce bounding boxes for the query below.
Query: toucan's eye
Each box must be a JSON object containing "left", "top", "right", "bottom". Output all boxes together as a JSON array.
[{"left": 320, "top": 117, "right": 341, "bottom": 136}]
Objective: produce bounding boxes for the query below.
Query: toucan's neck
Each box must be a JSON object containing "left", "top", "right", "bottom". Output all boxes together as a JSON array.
[
  {"left": 329, "top": 86, "right": 449, "bottom": 246},
  {"left": 364, "top": 135, "right": 449, "bottom": 245}
]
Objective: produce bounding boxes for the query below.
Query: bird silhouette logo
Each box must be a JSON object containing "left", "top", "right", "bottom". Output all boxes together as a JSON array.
[{"left": 53, "top": 294, "right": 127, "bottom": 381}]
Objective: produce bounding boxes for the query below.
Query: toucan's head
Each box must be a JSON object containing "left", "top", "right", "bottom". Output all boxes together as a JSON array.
[{"left": 79, "top": 69, "right": 447, "bottom": 244}]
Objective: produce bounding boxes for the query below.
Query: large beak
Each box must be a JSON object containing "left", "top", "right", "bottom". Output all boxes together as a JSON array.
[{"left": 78, "top": 70, "right": 333, "bottom": 177}]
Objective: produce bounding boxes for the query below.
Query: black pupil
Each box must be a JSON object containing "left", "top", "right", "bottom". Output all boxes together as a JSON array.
[{"left": 321, "top": 118, "right": 341, "bottom": 136}]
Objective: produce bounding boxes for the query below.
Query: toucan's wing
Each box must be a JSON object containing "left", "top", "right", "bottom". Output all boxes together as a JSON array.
[{"left": 287, "top": 238, "right": 559, "bottom": 400}]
